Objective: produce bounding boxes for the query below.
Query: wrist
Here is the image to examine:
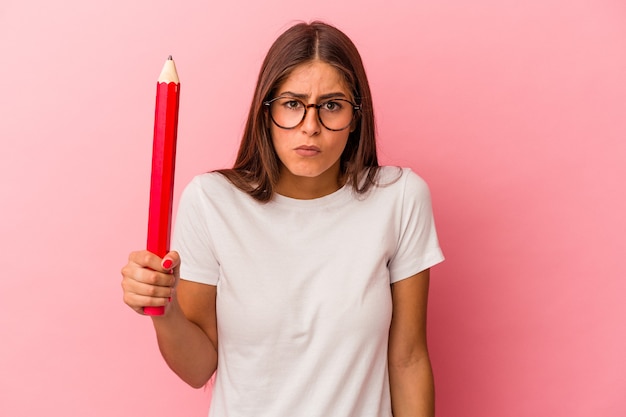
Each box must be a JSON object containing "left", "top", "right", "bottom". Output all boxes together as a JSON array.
[{"left": 150, "top": 295, "right": 182, "bottom": 324}]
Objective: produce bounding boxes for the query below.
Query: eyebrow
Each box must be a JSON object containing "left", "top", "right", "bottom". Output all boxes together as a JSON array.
[{"left": 278, "top": 91, "right": 349, "bottom": 101}]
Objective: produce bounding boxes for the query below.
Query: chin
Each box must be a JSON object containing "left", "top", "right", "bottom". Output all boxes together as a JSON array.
[
  {"left": 288, "top": 170, "right": 325, "bottom": 179},
  {"left": 280, "top": 158, "right": 341, "bottom": 182}
]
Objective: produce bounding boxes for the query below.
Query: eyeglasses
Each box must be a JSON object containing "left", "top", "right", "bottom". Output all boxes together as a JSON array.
[{"left": 263, "top": 96, "right": 360, "bottom": 131}]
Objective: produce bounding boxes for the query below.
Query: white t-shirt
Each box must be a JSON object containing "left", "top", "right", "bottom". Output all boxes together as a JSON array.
[{"left": 172, "top": 166, "right": 444, "bottom": 417}]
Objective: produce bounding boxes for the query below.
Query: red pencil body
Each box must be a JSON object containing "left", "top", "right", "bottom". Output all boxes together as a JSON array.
[{"left": 145, "top": 57, "right": 180, "bottom": 316}]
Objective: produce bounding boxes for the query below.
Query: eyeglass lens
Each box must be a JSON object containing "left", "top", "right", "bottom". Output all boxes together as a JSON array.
[{"left": 268, "top": 98, "right": 355, "bottom": 131}]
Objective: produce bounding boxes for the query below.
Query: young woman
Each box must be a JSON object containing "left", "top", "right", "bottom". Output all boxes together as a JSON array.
[{"left": 121, "top": 21, "right": 444, "bottom": 417}]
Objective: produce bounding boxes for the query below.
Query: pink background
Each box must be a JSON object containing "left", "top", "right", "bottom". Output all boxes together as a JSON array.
[{"left": 1, "top": 0, "right": 625, "bottom": 416}]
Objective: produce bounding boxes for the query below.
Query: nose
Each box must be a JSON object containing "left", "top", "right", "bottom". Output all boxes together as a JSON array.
[{"left": 301, "top": 104, "right": 321, "bottom": 136}]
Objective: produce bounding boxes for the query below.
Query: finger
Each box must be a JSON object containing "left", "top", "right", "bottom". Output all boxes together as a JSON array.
[
  {"left": 121, "top": 259, "right": 175, "bottom": 288},
  {"left": 133, "top": 266, "right": 176, "bottom": 288},
  {"left": 121, "top": 272, "right": 173, "bottom": 315},
  {"left": 128, "top": 250, "right": 165, "bottom": 271},
  {"left": 123, "top": 290, "right": 169, "bottom": 313},
  {"left": 122, "top": 276, "right": 174, "bottom": 298}
]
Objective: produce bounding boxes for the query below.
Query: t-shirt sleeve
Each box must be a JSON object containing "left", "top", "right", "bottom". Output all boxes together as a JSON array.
[
  {"left": 388, "top": 169, "right": 444, "bottom": 283},
  {"left": 171, "top": 177, "right": 220, "bottom": 286}
]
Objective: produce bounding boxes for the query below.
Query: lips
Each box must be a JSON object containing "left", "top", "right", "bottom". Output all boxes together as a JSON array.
[{"left": 294, "top": 145, "right": 321, "bottom": 157}]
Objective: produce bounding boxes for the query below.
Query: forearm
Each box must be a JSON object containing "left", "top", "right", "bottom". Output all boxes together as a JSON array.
[
  {"left": 389, "top": 355, "right": 435, "bottom": 417},
  {"left": 151, "top": 299, "right": 218, "bottom": 388}
]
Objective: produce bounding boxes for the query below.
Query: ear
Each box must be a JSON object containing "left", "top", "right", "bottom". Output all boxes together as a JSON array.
[{"left": 350, "top": 112, "right": 360, "bottom": 133}]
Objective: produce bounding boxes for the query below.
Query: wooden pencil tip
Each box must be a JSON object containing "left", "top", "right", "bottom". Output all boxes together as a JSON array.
[{"left": 158, "top": 56, "right": 179, "bottom": 83}]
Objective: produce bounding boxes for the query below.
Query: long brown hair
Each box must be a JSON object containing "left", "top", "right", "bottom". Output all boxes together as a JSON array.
[{"left": 218, "top": 21, "right": 379, "bottom": 202}]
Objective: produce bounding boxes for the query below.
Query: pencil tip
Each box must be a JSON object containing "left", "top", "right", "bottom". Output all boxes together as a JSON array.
[{"left": 168, "top": 55, "right": 173, "bottom": 60}]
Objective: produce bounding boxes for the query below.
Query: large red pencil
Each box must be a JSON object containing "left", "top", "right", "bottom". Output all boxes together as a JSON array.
[{"left": 145, "top": 56, "right": 180, "bottom": 316}]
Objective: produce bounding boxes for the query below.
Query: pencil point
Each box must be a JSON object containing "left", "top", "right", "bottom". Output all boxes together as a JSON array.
[{"left": 158, "top": 56, "right": 179, "bottom": 83}]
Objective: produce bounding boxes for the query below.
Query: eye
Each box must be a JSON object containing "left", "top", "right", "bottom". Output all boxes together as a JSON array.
[
  {"left": 281, "top": 99, "right": 303, "bottom": 111},
  {"left": 321, "top": 100, "right": 343, "bottom": 112}
]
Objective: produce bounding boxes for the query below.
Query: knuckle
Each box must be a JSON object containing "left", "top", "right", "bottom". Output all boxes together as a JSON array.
[
  {"left": 130, "top": 250, "right": 153, "bottom": 267},
  {"left": 120, "top": 264, "right": 130, "bottom": 277},
  {"left": 146, "top": 271, "right": 160, "bottom": 285},
  {"left": 122, "top": 292, "right": 135, "bottom": 306},
  {"left": 128, "top": 250, "right": 140, "bottom": 262},
  {"left": 146, "top": 285, "right": 159, "bottom": 297},
  {"left": 142, "top": 252, "right": 154, "bottom": 266}
]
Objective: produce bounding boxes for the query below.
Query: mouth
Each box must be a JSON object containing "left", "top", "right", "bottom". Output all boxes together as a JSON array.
[{"left": 294, "top": 145, "right": 321, "bottom": 157}]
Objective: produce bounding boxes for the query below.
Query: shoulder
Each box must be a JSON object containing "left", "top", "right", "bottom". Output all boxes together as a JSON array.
[
  {"left": 374, "top": 166, "right": 431, "bottom": 198},
  {"left": 182, "top": 172, "right": 239, "bottom": 198},
  {"left": 186, "top": 171, "right": 231, "bottom": 189},
  {"left": 177, "top": 172, "right": 252, "bottom": 214}
]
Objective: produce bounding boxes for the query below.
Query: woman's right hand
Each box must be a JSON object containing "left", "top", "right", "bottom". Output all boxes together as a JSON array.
[{"left": 120, "top": 250, "right": 180, "bottom": 315}]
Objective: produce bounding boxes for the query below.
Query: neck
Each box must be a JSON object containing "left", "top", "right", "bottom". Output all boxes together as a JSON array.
[{"left": 275, "top": 165, "right": 343, "bottom": 200}]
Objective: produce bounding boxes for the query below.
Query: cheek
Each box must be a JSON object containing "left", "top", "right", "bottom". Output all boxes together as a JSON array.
[
  {"left": 270, "top": 128, "right": 292, "bottom": 165},
  {"left": 332, "top": 134, "right": 350, "bottom": 156},
  {"left": 270, "top": 126, "right": 286, "bottom": 150}
]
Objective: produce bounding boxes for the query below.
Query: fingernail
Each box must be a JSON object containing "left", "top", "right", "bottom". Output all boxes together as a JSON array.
[{"left": 162, "top": 259, "right": 173, "bottom": 269}]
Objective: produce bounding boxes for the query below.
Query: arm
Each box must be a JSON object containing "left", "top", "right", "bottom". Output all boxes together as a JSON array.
[
  {"left": 121, "top": 250, "right": 218, "bottom": 388},
  {"left": 388, "top": 268, "right": 434, "bottom": 417}
]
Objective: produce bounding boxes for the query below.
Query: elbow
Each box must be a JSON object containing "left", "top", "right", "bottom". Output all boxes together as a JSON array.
[
  {"left": 188, "top": 380, "right": 208, "bottom": 389},
  {"left": 185, "top": 371, "right": 215, "bottom": 389},
  {"left": 179, "top": 368, "right": 216, "bottom": 389}
]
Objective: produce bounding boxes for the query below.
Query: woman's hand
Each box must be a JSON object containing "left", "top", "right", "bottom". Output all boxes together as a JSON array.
[
  {"left": 121, "top": 250, "right": 218, "bottom": 387},
  {"left": 121, "top": 250, "right": 180, "bottom": 315}
]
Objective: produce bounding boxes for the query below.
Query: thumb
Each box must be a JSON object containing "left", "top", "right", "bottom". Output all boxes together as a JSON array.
[{"left": 161, "top": 251, "right": 180, "bottom": 273}]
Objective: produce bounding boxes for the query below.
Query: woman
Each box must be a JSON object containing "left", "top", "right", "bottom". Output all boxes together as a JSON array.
[{"left": 121, "top": 21, "right": 444, "bottom": 417}]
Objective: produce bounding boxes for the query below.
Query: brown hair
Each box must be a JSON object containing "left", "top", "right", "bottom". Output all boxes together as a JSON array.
[{"left": 218, "top": 21, "right": 379, "bottom": 201}]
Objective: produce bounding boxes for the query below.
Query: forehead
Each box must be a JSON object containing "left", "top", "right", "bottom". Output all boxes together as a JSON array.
[{"left": 277, "top": 61, "right": 350, "bottom": 96}]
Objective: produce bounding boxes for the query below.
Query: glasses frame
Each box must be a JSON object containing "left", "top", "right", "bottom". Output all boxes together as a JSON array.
[{"left": 263, "top": 96, "right": 361, "bottom": 131}]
